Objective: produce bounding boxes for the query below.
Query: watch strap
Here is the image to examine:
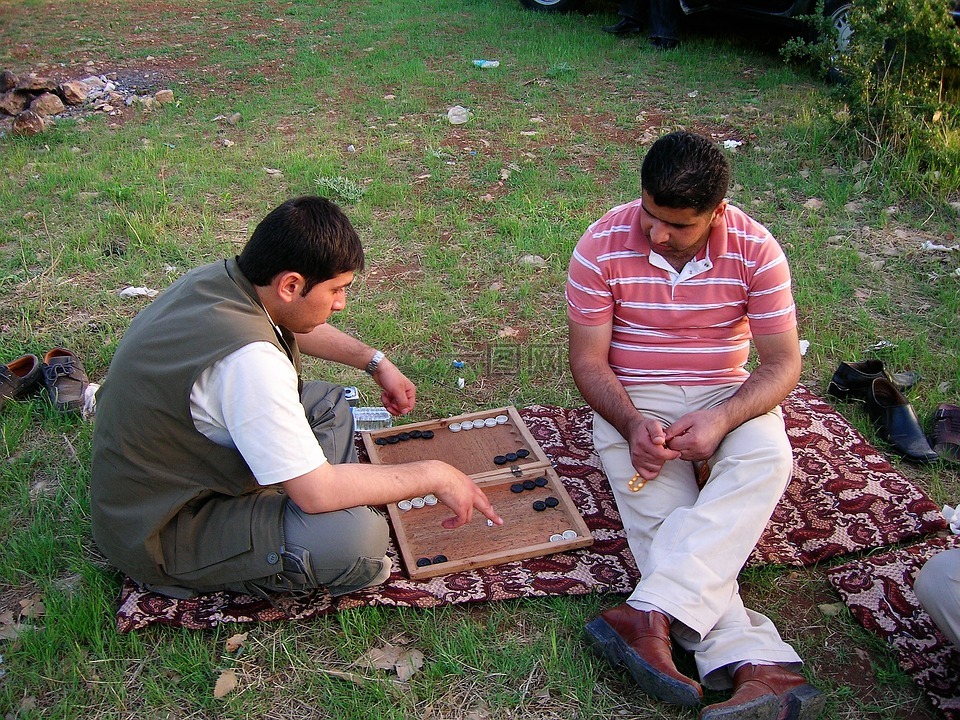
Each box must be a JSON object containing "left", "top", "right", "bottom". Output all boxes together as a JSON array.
[{"left": 365, "top": 350, "right": 385, "bottom": 376}]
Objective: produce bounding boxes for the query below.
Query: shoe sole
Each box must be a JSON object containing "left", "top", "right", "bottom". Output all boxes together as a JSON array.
[
  {"left": 584, "top": 617, "right": 701, "bottom": 707},
  {"left": 701, "top": 694, "right": 780, "bottom": 720},
  {"left": 779, "top": 684, "right": 826, "bottom": 720}
]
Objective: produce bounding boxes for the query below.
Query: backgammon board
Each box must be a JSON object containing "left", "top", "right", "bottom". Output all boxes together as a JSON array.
[{"left": 362, "top": 406, "right": 594, "bottom": 580}]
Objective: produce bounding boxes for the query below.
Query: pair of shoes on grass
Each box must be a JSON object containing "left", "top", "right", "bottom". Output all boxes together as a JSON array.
[{"left": 0, "top": 348, "right": 89, "bottom": 413}]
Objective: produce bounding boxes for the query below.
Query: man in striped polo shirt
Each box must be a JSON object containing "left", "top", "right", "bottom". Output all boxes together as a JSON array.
[{"left": 567, "top": 132, "right": 823, "bottom": 720}]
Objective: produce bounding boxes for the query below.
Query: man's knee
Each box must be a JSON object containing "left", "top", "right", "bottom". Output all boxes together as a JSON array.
[
  {"left": 916, "top": 549, "right": 959, "bottom": 606},
  {"left": 300, "top": 380, "right": 357, "bottom": 464},
  {"left": 282, "top": 503, "right": 390, "bottom": 593}
]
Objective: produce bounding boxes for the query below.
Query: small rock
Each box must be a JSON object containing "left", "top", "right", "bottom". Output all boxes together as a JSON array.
[
  {"left": 12, "top": 110, "right": 46, "bottom": 136},
  {"left": 29, "top": 92, "right": 64, "bottom": 117},
  {"left": 80, "top": 75, "right": 106, "bottom": 90},
  {"left": 520, "top": 254, "right": 547, "bottom": 267},
  {"left": 59, "top": 80, "right": 90, "bottom": 105},
  {"left": 818, "top": 602, "right": 845, "bottom": 617},
  {"left": 154, "top": 89, "right": 174, "bottom": 105},
  {"left": 227, "top": 112, "right": 242, "bottom": 126},
  {"left": 0, "top": 69, "right": 18, "bottom": 92},
  {"left": 17, "top": 73, "right": 57, "bottom": 93},
  {"left": 0, "top": 89, "right": 30, "bottom": 116}
]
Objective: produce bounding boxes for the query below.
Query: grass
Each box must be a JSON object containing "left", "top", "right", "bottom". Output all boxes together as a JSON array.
[{"left": 1, "top": 0, "right": 958, "bottom": 717}]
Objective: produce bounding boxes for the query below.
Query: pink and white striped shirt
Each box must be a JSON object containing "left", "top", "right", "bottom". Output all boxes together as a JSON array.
[{"left": 566, "top": 198, "right": 796, "bottom": 386}]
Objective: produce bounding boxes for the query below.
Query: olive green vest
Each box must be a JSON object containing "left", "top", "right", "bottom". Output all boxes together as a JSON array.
[{"left": 91, "top": 259, "right": 301, "bottom": 588}]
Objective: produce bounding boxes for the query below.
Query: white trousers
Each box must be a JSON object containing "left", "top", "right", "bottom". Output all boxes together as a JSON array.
[
  {"left": 593, "top": 383, "right": 803, "bottom": 689},
  {"left": 914, "top": 548, "right": 960, "bottom": 649}
]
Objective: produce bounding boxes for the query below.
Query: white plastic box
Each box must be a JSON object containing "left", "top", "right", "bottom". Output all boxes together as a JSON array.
[{"left": 352, "top": 406, "right": 393, "bottom": 433}]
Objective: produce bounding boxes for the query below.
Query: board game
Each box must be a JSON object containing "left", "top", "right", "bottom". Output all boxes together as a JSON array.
[{"left": 362, "top": 406, "right": 594, "bottom": 580}]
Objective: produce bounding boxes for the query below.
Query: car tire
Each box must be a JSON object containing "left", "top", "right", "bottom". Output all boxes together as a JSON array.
[
  {"left": 824, "top": 0, "right": 854, "bottom": 53},
  {"left": 823, "top": 0, "right": 853, "bottom": 82},
  {"left": 519, "top": 0, "right": 584, "bottom": 11}
]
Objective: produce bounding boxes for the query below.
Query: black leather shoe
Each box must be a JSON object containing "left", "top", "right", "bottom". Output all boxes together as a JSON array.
[
  {"left": 603, "top": 18, "right": 643, "bottom": 34},
  {"left": 650, "top": 36, "right": 679, "bottom": 50},
  {"left": 827, "top": 360, "right": 917, "bottom": 401},
  {"left": 865, "top": 378, "right": 938, "bottom": 463}
]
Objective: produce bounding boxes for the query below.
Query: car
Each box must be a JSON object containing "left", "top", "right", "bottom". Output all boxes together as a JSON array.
[{"left": 518, "top": 0, "right": 959, "bottom": 53}]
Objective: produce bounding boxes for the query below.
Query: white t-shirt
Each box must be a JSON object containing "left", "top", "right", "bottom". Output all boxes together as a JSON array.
[{"left": 189, "top": 342, "right": 327, "bottom": 486}]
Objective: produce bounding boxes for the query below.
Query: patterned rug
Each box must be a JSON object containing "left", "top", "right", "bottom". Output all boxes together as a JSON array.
[
  {"left": 115, "top": 383, "right": 946, "bottom": 631},
  {"left": 827, "top": 534, "right": 960, "bottom": 720}
]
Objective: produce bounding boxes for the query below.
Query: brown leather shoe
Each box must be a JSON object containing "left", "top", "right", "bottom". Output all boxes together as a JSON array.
[
  {"left": 0, "top": 354, "right": 43, "bottom": 409},
  {"left": 42, "top": 348, "right": 89, "bottom": 413},
  {"left": 700, "top": 664, "right": 825, "bottom": 720},
  {"left": 585, "top": 604, "right": 702, "bottom": 707},
  {"left": 933, "top": 403, "right": 960, "bottom": 464}
]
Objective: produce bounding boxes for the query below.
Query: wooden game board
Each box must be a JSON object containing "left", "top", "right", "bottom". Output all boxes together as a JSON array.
[{"left": 362, "top": 406, "right": 594, "bottom": 580}]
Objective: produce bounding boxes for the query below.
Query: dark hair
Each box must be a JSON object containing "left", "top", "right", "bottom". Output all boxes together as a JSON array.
[
  {"left": 237, "top": 196, "right": 364, "bottom": 294},
  {"left": 640, "top": 131, "right": 730, "bottom": 213}
]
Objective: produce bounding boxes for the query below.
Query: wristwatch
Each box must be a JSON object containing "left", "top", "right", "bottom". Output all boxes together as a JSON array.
[{"left": 365, "top": 350, "right": 385, "bottom": 376}]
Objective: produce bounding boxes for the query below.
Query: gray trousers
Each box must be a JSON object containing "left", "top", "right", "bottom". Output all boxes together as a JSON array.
[
  {"left": 914, "top": 548, "right": 960, "bottom": 649},
  {"left": 152, "top": 381, "right": 390, "bottom": 599},
  {"left": 253, "top": 380, "right": 390, "bottom": 597}
]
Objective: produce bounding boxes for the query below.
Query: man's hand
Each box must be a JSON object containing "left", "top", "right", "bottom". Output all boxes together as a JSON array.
[
  {"left": 626, "top": 415, "right": 681, "bottom": 481},
  {"left": 663, "top": 408, "right": 728, "bottom": 462},
  {"left": 428, "top": 460, "right": 504, "bottom": 530},
  {"left": 284, "top": 458, "right": 503, "bottom": 530},
  {"left": 374, "top": 358, "right": 416, "bottom": 416}
]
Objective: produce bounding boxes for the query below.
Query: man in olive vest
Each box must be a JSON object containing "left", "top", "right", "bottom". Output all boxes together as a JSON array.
[{"left": 91, "top": 196, "right": 501, "bottom": 599}]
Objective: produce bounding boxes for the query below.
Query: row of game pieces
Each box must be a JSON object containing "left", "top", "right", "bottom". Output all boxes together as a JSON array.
[
  {"left": 373, "top": 429, "right": 435, "bottom": 446},
  {"left": 493, "top": 448, "right": 530, "bottom": 465},
  {"left": 448, "top": 414, "right": 509, "bottom": 432},
  {"left": 396, "top": 494, "right": 439, "bottom": 511},
  {"left": 414, "top": 528, "right": 581, "bottom": 569}
]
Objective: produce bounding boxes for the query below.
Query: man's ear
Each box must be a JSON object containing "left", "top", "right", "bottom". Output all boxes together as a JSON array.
[
  {"left": 710, "top": 200, "right": 728, "bottom": 226},
  {"left": 273, "top": 271, "right": 306, "bottom": 303}
]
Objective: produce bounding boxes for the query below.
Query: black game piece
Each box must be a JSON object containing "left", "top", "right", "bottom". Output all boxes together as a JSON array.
[
  {"left": 534, "top": 476, "right": 548, "bottom": 487},
  {"left": 494, "top": 455, "right": 508, "bottom": 465},
  {"left": 532, "top": 500, "right": 547, "bottom": 512},
  {"left": 410, "top": 430, "right": 423, "bottom": 439},
  {"left": 420, "top": 430, "right": 434, "bottom": 439},
  {"left": 516, "top": 448, "right": 530, "bottom": 458},
  {"left": 398, "top": 432, "right": 411, "bottom": 441},
  {"left": 386, "top": 435, "right": 400, "bottom": 444},
  {"left": 374, "top": 437, "right": 387, "bottom": 445},
  {"left": 522, "top": 479, "right": 536, "bottom": 491},
  {"left": 505, "top": 452, "right": 518, "bottom": 462},
  {"left": 432, "top": 554, "right": 448, "bottom": 564},
  {"left": 510, "top": 483, "right": 525, "bottom": 493},
  {"left": 416, "top": 557, "right": 432, "bottom": 567},
  {"left": 544, "top": 496, "right": 559, "bottom": 508}
]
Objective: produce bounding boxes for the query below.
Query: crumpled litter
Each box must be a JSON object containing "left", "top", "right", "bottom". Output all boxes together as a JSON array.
[
  {"left": 82, "top": 382, "right": 100, "bottom": 420},
  {"left": 798, "top": 339, "right": 810, "bottom": 356},
  {"left": 943, "top": 504, "right": 960, "bottom": 534},
  {"left": 119, "top": 286, "right": 158, "bottom": 298},
  {"left": 447, "top": 106, "right": 471, "bottom": 125},
  {"left": 723, "top": 139, "right": 743, "bottom": 149},
  {"left": 920, "top": 240, "right": 958, "bottom": 252}
]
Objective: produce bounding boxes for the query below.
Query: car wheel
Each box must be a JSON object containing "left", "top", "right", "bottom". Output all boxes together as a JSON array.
[
  {"left": 518, "top": 0, "right": 584, "bottom": 11},
  {"left": 825, "top": 0, "right": 854, "bottom": 53}
]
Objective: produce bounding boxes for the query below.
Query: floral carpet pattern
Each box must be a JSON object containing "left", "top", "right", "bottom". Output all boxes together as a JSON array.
[
  {"left": 828, "top": 534, "right": 960, "bottom": 719},
  {"left": 115, "top": 383, "right": 945, "bottom": 632}
]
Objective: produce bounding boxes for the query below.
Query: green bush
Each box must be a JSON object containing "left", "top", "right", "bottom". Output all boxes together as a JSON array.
[{"left": 785, "top": 0, "right": 960, "bottom": 194}]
